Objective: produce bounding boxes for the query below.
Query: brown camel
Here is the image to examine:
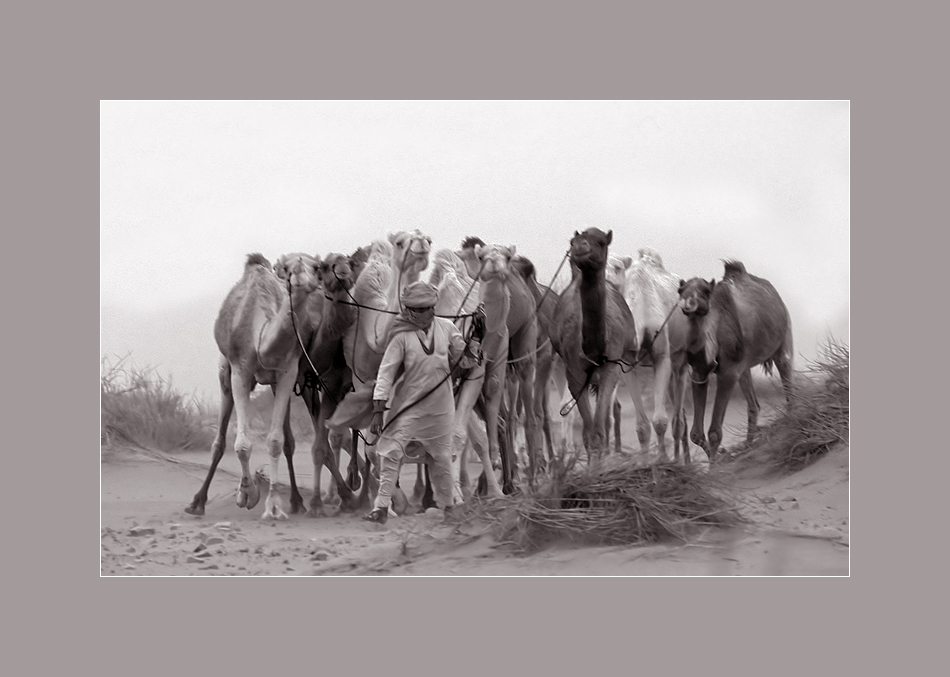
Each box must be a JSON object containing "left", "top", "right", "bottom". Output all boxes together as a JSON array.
[
  {"left": 292, "top": 251, "right": 369, "bottom": 517},
  {"left": 678, "top": 260, "right": 794, "bottom": 461},
  {"left": 606, "top": 248, "right": 692, "bottom": 462},
  {"left": 458, "top": 239, "right": 541, "bottom": 490},
  {"left": 186, "top": 252, "right": 322, "bottom": 519},
  {"left": 509, "top": 253, "right": 560, "bottom": 469},
  {"left": 550, "top": 228, "right": 638, "bottom": 461}
]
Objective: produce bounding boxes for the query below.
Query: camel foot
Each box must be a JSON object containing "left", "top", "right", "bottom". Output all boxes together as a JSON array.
[
  {"left": 290, "top": 493, "right": 306, "bottom": 515},
  {"left": 237, "top": 478, "right": 261, "bottom": 510},
  {"left": 306, "top": 506, "right": 326, "bottom": 518},
  {"left": 184, "top": 500, "right": 205, "bottom": 516},
  {"left": 261, "top": 496, "right": 288, "bottom": 520}
]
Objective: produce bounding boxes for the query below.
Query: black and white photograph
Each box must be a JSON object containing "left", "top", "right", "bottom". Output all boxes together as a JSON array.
[{"left": 100, "top": 100, "right": 850, "bottom": 576}]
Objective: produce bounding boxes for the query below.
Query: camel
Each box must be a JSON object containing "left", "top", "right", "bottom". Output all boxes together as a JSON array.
[
  {"left": 550, "top": 228, "right": 639, "bottom": 461},
  {"left": 678, "top": 260, "right": 794, "bottom": 462},
  {"left": 292, "top": 251, "right": 370, "bottom": 517},
  {"left": 606, "top": 248, "right": 692, "bottom": 462},
  {"left": 509, "top": 253, "right": 561, "bottom": 469},
  {"left": 325, "top": 230, "right": 432, "bottom": 507},
  {"left": 457, "top": 239, "right": 541, "bottom": 490},
  {"left": 186, "top": 252, "right": 323, "bottom": 519},
  {"left": 427, "top": 247, "right": 504, "bottom": 500}
]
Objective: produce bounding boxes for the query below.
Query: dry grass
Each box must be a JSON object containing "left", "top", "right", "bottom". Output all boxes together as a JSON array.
[
  {"left": 100, "top": 355, "right": 215, "bottom": 452},
  {"left": 729, "top": 338, "right": 849, "bottom": 473},
  {"left": 462, "top": 456, "right": 745, "bottom": 553}
]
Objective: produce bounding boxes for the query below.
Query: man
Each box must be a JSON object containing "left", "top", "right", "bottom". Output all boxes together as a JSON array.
[{"left": 362, "top": 280, "right": 485, "bottom": 524}]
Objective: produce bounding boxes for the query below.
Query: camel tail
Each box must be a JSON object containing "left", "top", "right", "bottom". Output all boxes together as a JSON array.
[
  {"left": 722, "top": 259, "right": 747, "bottom": 280},
  {"left": 246, "top": 252, "right": 271, "bottom": 269}
]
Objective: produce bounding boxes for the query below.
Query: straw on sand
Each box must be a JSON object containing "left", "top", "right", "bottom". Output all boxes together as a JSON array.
[{"left": 465, "top": 456, "right": 745, "bottom": 553}]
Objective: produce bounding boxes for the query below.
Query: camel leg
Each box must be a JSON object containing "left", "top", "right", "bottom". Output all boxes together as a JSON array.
[
  {"left": 707, "top": 370, "right": 738, "bottom": 462},
  {"left": 231, "top": 372, "right": 260, "bottom": 511},
  {"left": 669, "top": 359, "right": 690, "bottom": 464},
  {"left": 261, "top": 370, "right": 296, "bottom": 520},
  {"left": 651, "top": 345, "right": 673, "bottom": 462},
  {"left": 572, "top": 384, "right": 596, "bottom": 464},
  {"left": 775, "top": 350, "right": 795, "bottom": 405},
  {"left": 591, "top": 365, "right": 621, "bottom": 461},
  {"left": 483, "top": 359, "right": 512, "bottom": 493},
  {"left": 622, "top": 368, "right": 652, "bottom": 456},
  {"left": 689, "top": 370, "right": 711, "bottom": 457},
  {"left": 612, "top": 396, "right": 622, "bottom": 455},
  {"left": 514, "top": 365, "right": 542, "bottom": 487},
  {"left": 738, "top": 368, "right": 760, "bottom": 446},
  {"left": 186, "top": 359, "right": 233, "bottom": 516},
  {"left": 459, "top": 376, "right": 502, "bottom": 498},
  {"left": 280, "top": 405, "right": 304, "bottom": 514},
  {"left": 534, "top": 352, "right": 556, "bottom": 469}
]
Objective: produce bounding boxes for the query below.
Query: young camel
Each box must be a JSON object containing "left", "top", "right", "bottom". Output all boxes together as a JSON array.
[
  {"left": 550, "top": 228, "right": 639, "bottom": 462},
  {"left": 678, "top": 260, "right": 794, "bottom": 462},
  {"left": 458, "top": 239, "right": 541, "bottom": 491},
  {"left": 606, "top": 248, "right": 692, "bottom": 462},
  {"left": 186, "top": 252, "right": 322, "bottom": 519}
]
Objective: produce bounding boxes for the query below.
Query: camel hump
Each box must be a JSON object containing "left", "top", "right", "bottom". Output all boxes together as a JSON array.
[
  {"left": 722, "top": 259, "right": 747, "bottom": 280},
  {"left": 245, "top": 252, "right": 271, "bottom": 269}
]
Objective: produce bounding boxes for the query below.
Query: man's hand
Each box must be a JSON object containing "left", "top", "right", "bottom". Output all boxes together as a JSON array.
[
  {"left": 471, "top": 304, "right": 487, "bottom": 341},
  {"left": 370, "top": 400, "right": 387, "bottom": 435}
]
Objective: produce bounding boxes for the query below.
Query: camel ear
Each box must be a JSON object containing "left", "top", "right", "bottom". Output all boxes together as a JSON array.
[
  {"left": 678, "top": 279, "right": 685, "bottom": 294},
  {"left": 709, "top": 279, "right": 716, "bottom": 293},
  {"left": 622, "top": 256, "right": 633, "bottom": 269},
  {"left": 507, "top": 245, "right": 517, "bottom": 257},
  {"left": 606, "top": 230, "right": 613, "bottom": 245},
  {"left": 474, "top": 244, "right": 484, "bottom": 258}
]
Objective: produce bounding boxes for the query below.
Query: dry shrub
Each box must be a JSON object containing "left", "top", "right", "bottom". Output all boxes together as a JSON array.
[
  {"left": 466, "top": 456, "right": 745, "bottom": 553},
  {"left": 731, "top": 338, "right": 849, "bottom": 472},
  {"left": 101, "top": 355, "right": 215, "bottom": 452}
]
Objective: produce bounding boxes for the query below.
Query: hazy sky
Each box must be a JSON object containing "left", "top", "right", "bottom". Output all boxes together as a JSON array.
[{"left": 100, "top": 100, "right": 849, "bottom": 401}]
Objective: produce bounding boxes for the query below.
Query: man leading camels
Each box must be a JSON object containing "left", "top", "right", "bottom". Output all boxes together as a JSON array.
[{"left": 362, "top": 281, "right": 486, "bottom": 524}]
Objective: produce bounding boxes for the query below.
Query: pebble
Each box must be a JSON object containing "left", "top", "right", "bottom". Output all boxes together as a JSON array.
[
  {"left": 206, "top": 537, "right": 225, "bottom": 546},
  {"left": 312, "top": 551, "right": 330, "bottom": 561},
  {"left": 123, "top": 564, "right": 136, "bottom": 570},
  {"left": 194, "top": 543, "right": 207, "bottom": 553},
  {"left": 168, "top": 523, "right": 182, "bottom": 530},
  {"left": 213, "top": 522, "right": 231, "bottom": 531},
  {"left": 186, "top": 556, "right": 204, "bottom": 564},
  {"left": 128, "top": 526, "right": 155, "bottom": 537},
  {"left": 196, "top": 550, "right": 213, "bottom": 559},
  {"left": 199, "top": 564, "right": 219, "bottom": 570},
  {"left": 126, "top": 546, "right": 136, "bottom": 554},
  {"left": 759, "top": 497, "right": 776, "bottom": 504},
  {"left": 782, "top": 497, "right": 797, "bottom": 502}
]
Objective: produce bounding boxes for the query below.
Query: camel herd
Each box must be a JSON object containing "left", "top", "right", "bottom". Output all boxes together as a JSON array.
[{"left": 185, "top": 227, "right": 794, "bottom": 520}]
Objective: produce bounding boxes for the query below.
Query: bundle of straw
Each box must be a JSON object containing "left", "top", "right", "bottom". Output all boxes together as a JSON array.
[
  {"left": 470, "top": 456, "right": 744, "bottom": 553},
  {"left": 730, "top": 339, "right": 849, "bottom": 473}
]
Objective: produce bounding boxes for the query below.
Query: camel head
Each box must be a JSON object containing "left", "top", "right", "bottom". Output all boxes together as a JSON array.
[
  {"left": 457, "top": 236, "right": 487, "bottom": 280},
  {"left": 605, "top": 254, "right": 633, "bottom": 292},
  {"left": 569, "top": 228, "right": 613, "bottom": 273},
  {"left": 509, "top": 254, "right": 538, "bottom": 283},
  {"left": 678, "top": 277, "right": 715, "bottom": 317},
  {"left": 389, "top": 229, "right": 432, "bottom": 278},
  {"left": 274, "top": 252, "right": 322, "bottom": 296},
  {"left": 472, "top": 243, "right": 517, "bottom": 282},
  {"left": 349, "top": 245, "right": 370, "bottom": 281},
  {"left": 320, "top": 252, "right": 356, "bottom": 294},
  {"left": 638, "top": 247, "right": 666, "bottom": 270}
]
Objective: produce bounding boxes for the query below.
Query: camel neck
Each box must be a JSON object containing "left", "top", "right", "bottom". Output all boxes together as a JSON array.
[{"left": 577, "top": 267, "right": 607, "bottom": 362}]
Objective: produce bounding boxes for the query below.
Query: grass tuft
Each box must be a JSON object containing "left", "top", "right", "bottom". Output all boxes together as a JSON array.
[{"left": 100, "top": 355, "right": 215, "bottom": 452}]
